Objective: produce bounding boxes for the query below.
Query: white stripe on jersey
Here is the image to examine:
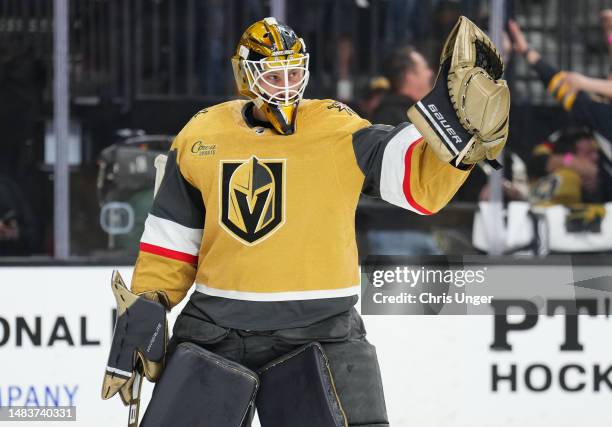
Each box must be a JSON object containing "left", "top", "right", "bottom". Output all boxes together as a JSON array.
[
  {"left": 141, "top": 214, "right": 202, "bottom": 256},
  {"left": 379, "top": 124, "right": 428, "bottom": 214},
  {"left": 195, "top": 283, "right": 360, "bottom": 301}
]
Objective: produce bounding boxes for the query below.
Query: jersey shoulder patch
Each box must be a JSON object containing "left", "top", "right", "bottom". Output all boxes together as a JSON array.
[
  {"left": 324, "top": 100, "right": 358, "bottom": 116},
  {"left": 300, "top": 99, "right": 370, "bottom": 134},
  {"left": 302, "top": 99, "right": 357, "bottom": 116}
]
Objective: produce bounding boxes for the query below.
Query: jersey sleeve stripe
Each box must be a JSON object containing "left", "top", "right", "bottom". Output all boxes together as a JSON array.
[
  {"left": 402, "top": 138, "right": 433, "bottom": 215},
  {"left": 379, "top": 124, "right": 431, "bottom": 215},
  {"left": 139, "top": 242, "right": 198, "bottom": 264},
  {"left": 141, "top": 213, "right": 203, "bottom": 256}
]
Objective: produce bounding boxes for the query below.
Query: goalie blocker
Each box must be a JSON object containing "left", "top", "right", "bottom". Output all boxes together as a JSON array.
[
  {"left": 101, "top": 271, "right": 169, "bottom": 427},
  {"left": 407, "top": 16, "right": 510, "bottom": 169}
]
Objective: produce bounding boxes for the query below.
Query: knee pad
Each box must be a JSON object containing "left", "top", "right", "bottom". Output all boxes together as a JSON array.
[
  {"left": 256, "top": 342, "right": 348, "bottom": 427},
  {"left": 141, "top": 342, "right": 259, "bottom": 427}
]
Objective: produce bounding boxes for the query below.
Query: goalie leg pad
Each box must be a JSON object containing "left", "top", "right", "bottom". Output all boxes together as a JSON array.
[
  {"left": 256, "top": 342, "right": 348, "bottom": 427},
  {"left": 322, "top": 339, "right": 389, "bottom": 427},
  {"left": 140, "top": 342, "right": 259, "bottom": 427}
]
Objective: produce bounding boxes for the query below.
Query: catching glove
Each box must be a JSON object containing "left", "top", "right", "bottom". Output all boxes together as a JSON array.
[{"left": 408, "top": 16, "right": 510, "bottom": 168}]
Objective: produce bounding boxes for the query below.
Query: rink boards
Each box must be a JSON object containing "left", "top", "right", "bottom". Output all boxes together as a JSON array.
[{"left": 0, "top": 265, "right": 610, "bottom": 426}]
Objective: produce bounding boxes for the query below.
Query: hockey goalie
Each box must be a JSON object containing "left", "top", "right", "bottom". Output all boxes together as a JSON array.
[{"left": 102, "top": 15, "right": 509, "bottom": 427}]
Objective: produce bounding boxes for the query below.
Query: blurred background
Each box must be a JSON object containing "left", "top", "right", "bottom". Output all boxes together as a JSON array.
[{"left": 2, "top": 0, "right": 612, "bottom": 261}]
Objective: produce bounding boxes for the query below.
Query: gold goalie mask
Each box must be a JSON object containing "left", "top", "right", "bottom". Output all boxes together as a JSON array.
[{"left": 232, "top": 17, "right": 309, "bottom": 135}]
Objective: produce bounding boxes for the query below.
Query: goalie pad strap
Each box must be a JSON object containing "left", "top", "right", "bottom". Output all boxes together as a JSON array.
[{"left": 127, "top": 369, "right": 143, "bottom": 427}]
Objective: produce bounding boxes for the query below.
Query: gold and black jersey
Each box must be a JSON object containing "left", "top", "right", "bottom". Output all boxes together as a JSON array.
[
  {"left": 530, "top": 168, "right": 583, "bottom": 206},
  {"left": 131, "top": 99, "right": 470, "bottom": 330}
]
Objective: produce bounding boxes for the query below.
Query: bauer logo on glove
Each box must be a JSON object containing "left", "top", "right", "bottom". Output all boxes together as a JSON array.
[{"left": 408, "top": 16, "right": 510, "bottom": 169}]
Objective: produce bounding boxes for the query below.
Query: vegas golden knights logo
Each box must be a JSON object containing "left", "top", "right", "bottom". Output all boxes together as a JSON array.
[{"left": 220, "top": 157, "right": 285, "bottom": 245}]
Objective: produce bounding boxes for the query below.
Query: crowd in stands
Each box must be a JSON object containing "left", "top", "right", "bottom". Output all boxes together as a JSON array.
[{"left": 1, "top": 1, "right": 612, "bottom": 256}]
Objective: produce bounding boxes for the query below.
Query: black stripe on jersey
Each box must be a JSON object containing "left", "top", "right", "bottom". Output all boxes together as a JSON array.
[
  {"left": 178, "top": 292, "right": 359, "bottom": 331},
  {"left": 352, "top": 122, "right": 412, "bottom": 198},
  {"left": 151, "top": 149, "right": 205, "bottom": 229}
]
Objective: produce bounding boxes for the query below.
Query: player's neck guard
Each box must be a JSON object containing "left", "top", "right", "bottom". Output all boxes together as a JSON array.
[{"left": 256, "top": 99, "right": 299, "bottom": 135}]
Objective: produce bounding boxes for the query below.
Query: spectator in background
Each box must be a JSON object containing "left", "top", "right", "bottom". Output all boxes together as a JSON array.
[
  {"left": 529, "top": 128, "right": 600, "bottom": 184},
  {"left": 0, "top": 175, "right": 38, "bottom": 256},
  {"left": 548, "top": 10, "right": 612, "bottom": 100},
  {"left": 509, "top": 19, "right": 612, "bottom": 202},
  {"left": 559, "top": 71, "right": 612, "bottom": 100},
  {"left": 0, "top": 41, "right": 46, "bottom": 255},
  {"left": 603, "top": 9, "right": 612, "bottom": 77},
  {"left": 453, "top": 148, "right": 529, "bottom": 203},
  {"left": 371, "top": 46, "right": 433, "bottom": 125},
  {"left": 530, "top": 128, "right": 602, "bottom": 205},
  {"left": 477, "top": 151, "right": 529, "bottom": 202},
  {"left": 355, "top": 76, "right": 390, "bottom": 119}
]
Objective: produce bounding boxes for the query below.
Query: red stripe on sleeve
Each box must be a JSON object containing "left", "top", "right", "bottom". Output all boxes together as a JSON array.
[
  {"left": 402, "top": 138, "right": 433, "bottom": 215},
  {"left": 140, "top": 242, "right": 198, "bottom": 264}
]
